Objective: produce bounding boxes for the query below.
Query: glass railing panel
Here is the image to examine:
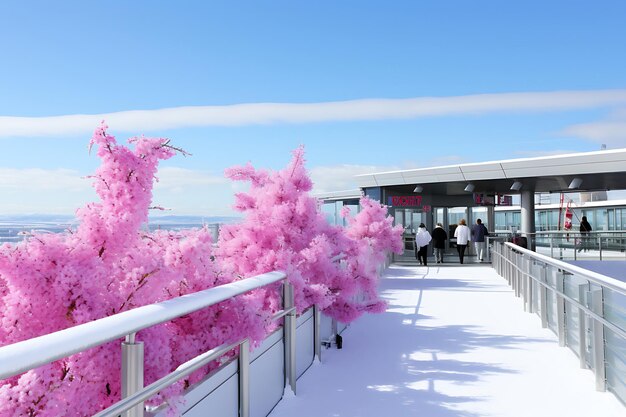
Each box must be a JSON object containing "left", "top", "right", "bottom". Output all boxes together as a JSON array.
[
  {"left": 546, "top": 266, "right": 559, "bottom": 332},
  {"left": 604, "top": 288, "right": 626, "bottom": 329},
  {"left": 604, "top": 285, "right": 626, "bottom": 404},
  {"left": 531, "top": 261, "right": 541, "bottom": 314},
  {"left": 605, "top": 329, "right": 626, "bottom": 404},
  {"left": 563, "top": 274, "right": 588, "bottom": 356}
]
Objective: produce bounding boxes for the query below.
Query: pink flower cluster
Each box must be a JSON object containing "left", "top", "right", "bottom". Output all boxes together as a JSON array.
[{"left": 0, "top": 126, "right": 402, "bottom": 416}]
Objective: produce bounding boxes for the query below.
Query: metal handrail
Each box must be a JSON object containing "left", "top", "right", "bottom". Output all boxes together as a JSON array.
[
  {"left": 492, "top": 241, "right": 626, "bottom": 395},
  {"left": 495, "top": 248, "right": 626, "bottom": 340},
  {"left": 503, "top": 242, "right": 626, "bottom": 294},
  {"left": 94, "top": 340, "right": 243, "bottom": 417},
  {"left": 492, "top": 230, "right": 626, "bottom": 235},
  {"left": 532, "top": 230, "right": 626, "bottom": 235},
  {"left": 0, "top": 270, "right": 286, "bottom": 380}
]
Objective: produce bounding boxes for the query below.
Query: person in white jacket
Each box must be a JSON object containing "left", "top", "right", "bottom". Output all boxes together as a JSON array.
[
  {"left": 414, "top": 223, "right": 432, "bottom": 266},
  {"left": 454, "top": 219, "right": 471, "bottom": 264}
]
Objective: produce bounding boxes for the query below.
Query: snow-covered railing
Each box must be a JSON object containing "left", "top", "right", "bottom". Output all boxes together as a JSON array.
[
  {"left": 0, "top": 271, "right": 294, "bottom": 417},
  {"left": 492, "top": 242, "right": 626, "bottom": 404}
]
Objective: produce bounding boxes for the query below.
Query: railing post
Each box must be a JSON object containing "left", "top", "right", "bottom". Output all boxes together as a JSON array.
[
  {"left": 539, "top": 265, "right": 548, "bottom": 328},
  {"left": 283, "top": 282, "right": 297, "bottom": 394},
  {"left": 578, "top": 284, "right": 587, "bottom": 369},
  {"left": 589, "top": 289, "right": 607, "bottom": 391},
  {"left": 550, "top": 235, "right": 554, "bottom": 259},
  {"left": 525, "top": 258, "right": 533, "bottom": 313},
  {"left": 314, "top": 305, "right": 322, "bottom": 362},
  {"left": 121, "top": 333, "right": 144, "bottom": 417},
  {"left": 556, "top": 272, "right": 567, "bottom": 347},
  {"left": 239, "top": 339, "right": 250, "bottom": 417},
  {"left": 598, "top": 236, "right": 603, "bottom": 261},
  {"left": 515, "top": 253, "right": 521, "bottom": 298}
]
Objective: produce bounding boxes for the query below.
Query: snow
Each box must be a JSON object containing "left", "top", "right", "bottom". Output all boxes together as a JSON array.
[
  {"left": 566, "top": 260, "right": 626, "bottom": 282},
  {"left": 269, "top": 264, "right": 626, "bottom": 417}
]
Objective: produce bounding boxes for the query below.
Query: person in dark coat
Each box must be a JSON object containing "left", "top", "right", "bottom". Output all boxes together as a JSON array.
[
  {"left": 471, "top": 218, "right": 489, "bottom": 262},
  {"left": 579, "top": 216, "right": 592, "bottom": 252},
  {"left": 431, "top": 223, "right": 448, "bottom": 264}
]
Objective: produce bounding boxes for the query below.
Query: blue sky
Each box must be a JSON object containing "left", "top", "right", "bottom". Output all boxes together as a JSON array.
[{"left": 1, "top": 1, "right": 626, "bottom": 216}]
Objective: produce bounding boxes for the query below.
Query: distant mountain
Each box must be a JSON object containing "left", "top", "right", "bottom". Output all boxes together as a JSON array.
[
  {"left": 148, "top": 215, "right": 241, "bottom": 225},
  {"left": 0, "top": 214, "right": 77, "bottom": 224},
  {"left": 0, "top": 214, "right": 241, "bottom": 226}
]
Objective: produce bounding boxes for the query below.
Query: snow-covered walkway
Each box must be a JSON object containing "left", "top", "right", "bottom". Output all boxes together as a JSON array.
[{"left": 269, "top": 264, "right": 626, "bottom": 417}]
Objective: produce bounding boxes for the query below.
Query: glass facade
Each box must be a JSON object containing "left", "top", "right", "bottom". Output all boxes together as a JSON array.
[
  {"left": 494, "top": 206, "right": 626, "bottom": 233},
  {"left": 322, "top": 199, "right": 361, "bottom": 227}
]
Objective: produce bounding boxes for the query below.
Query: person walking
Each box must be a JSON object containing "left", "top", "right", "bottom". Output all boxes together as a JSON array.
[
  {"left": 579, "top": 215, "right": 592, "bottom": 252},
  {"left": 471, "top": 218, "right": 489, "bottom": 262},
  {"left": 454, "top": 219, "right": 470, "bottom": 264},
  {"left": 415, "top": 223, "right": 432, "bottom": 266},
  {"left": 431, "top": 222, "right": 448, "bottom": 264}
]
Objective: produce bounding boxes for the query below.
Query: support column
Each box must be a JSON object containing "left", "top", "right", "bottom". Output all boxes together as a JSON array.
[
  {"left": 520, "top": 189, "right": 536, "bottom": 251},
  {"left": 487, "top": 206, "right": 495, "bottom": 233}
]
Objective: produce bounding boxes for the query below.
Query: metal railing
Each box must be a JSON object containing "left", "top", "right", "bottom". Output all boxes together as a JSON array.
[
  {"left": 0, "top": 271, "right": 301, "bottom": 417},
  {"left": 490, "top": 230, "right": 626, "bottom": 261},
  {"left": 492, "top": 242, "right": 626, "bottom": 404},
  {"left": 533, "top": 230, "right": 626, "bottom": 261}
]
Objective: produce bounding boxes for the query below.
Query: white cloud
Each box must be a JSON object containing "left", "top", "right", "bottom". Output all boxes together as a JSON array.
[
  {"left": 0, "top": 166, "right": 236, "bottom": 216},
  {"left": 0, "top": 168, "right": 95, "bottom": 214},
  {"left": 3, "top": 89, "right": 626, "bottom": 137},
  {"left": 154, "top": 167, "right": 227, "bottom": 192},
  {"left": 561, "top": 107, "right": 626, "bottom": 146},
  {"left": 513, "top": 149, "right": 582, "bottom": 158},
  {"left": 0, "top": 168, "right": 90, "bottom": 191},
  {"left": 310, "top": 164, "right": 400, "bottom": 193}
]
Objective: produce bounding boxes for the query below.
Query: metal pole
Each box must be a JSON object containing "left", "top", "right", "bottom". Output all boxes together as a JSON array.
[
  {"left": 556, "top": 273, "right": 567, "bottom": 347},
  {"left": 526, "top": 258, "right": 533, "bottom": 313},
  {"left": 239, "top": 339, "right": 250, "bottom": 417},
  {"left": 539, "top": 265, "right": 548, "bottom": 328},
  {"left": 578, "top": 285, "right": 587, "bottom": 369},
  {"left": 598, "top": 236, "right": 603, "bottom": 261},
  {"left": 283, "top": 282, "right": 297, "bottom": 394},
  {"left": 314, "top": 305, "right": 321, "bottom": 362},
  {"left": 121, "top": 333, "right": 144, "bottom": 417},
  {"left": 550, "top": 235, "right": 554, "bottom": 259},
  {"left": 590, "top": 289, "right": 607, "bottom": 391},
  {"left": 515, "top": 253, "right": 521, "bottom": 298}
]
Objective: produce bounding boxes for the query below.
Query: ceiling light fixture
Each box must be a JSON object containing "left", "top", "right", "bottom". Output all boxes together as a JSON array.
[
  {"left": 413, "top": 185, "right": 423, "bottom": 193},
  {"left": 510, "top": 181, "right": 523, "bottom": 191},
  {"left": 568, "top": 178, "right": 583, "bottom": 189},
  {"left": 464, "top": 183, "right": 475, "bottom": 193}
]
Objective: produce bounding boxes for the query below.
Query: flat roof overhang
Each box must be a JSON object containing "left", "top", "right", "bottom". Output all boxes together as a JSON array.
[{"left": 356, "top": 148, "right": 626, "bottom": 196}]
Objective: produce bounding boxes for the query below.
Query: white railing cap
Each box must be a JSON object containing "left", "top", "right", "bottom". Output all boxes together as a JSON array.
[
  {"left": 0, "top": 270, "right": 286, "bottom": 380},
  {"left": 504, "top": 242, "right": 626, "bottom": 294}
]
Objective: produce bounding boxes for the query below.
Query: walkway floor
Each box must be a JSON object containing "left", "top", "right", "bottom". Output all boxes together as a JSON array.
[{"left": 269, "top": 264, "right": 626, "bottom": 417}]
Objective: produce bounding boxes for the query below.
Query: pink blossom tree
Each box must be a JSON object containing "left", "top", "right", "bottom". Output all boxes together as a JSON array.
[
  {"left": 216, "top": 146, "right": 404, "bottom": 323},
  {"left": 0, "top": 125, "right": 260, "bottom": 416},
  {"left": 0, "top": 128, "right": 402, "bottom": 416}
]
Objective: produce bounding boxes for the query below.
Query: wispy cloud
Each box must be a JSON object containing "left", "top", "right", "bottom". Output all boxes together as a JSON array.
[
  {"left": 0, "top": 166, "right": 234, "bottom": 216},
  {"left": 513, "top": 149, "right": 581, "bottom": 158},
  {"left": 154, "top": 167, "right": 227, "bottom": 192},
  {"left": 3, "top": 89, "right": 626, "bottom": 137},
  {"left": 310, "top": 164, "right": 401, "bottom": 193},
  {"left": 562, "top": 108, "right": 626, "bottom": 146},
  {"left": 0, "top": 168, "right": 90, "bottom": 191}
]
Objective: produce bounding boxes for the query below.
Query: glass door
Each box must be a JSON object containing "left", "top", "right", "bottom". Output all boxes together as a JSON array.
[
  {"left": 394, "top": 208, "right": 427, "bottom": 259},
  {"left": 448, "top": 207, "right": 468, "bottom": 249}
]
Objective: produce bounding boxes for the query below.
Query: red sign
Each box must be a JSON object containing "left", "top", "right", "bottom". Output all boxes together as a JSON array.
[
  {"left": 388, "top": 196, "right": 422, "bottom": 207},
  {"left": 474, "top": 193, "right": 495, "bottom": 206},
  {"left": 497, "top": 195, "right": 513, "bottom": 206}
]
